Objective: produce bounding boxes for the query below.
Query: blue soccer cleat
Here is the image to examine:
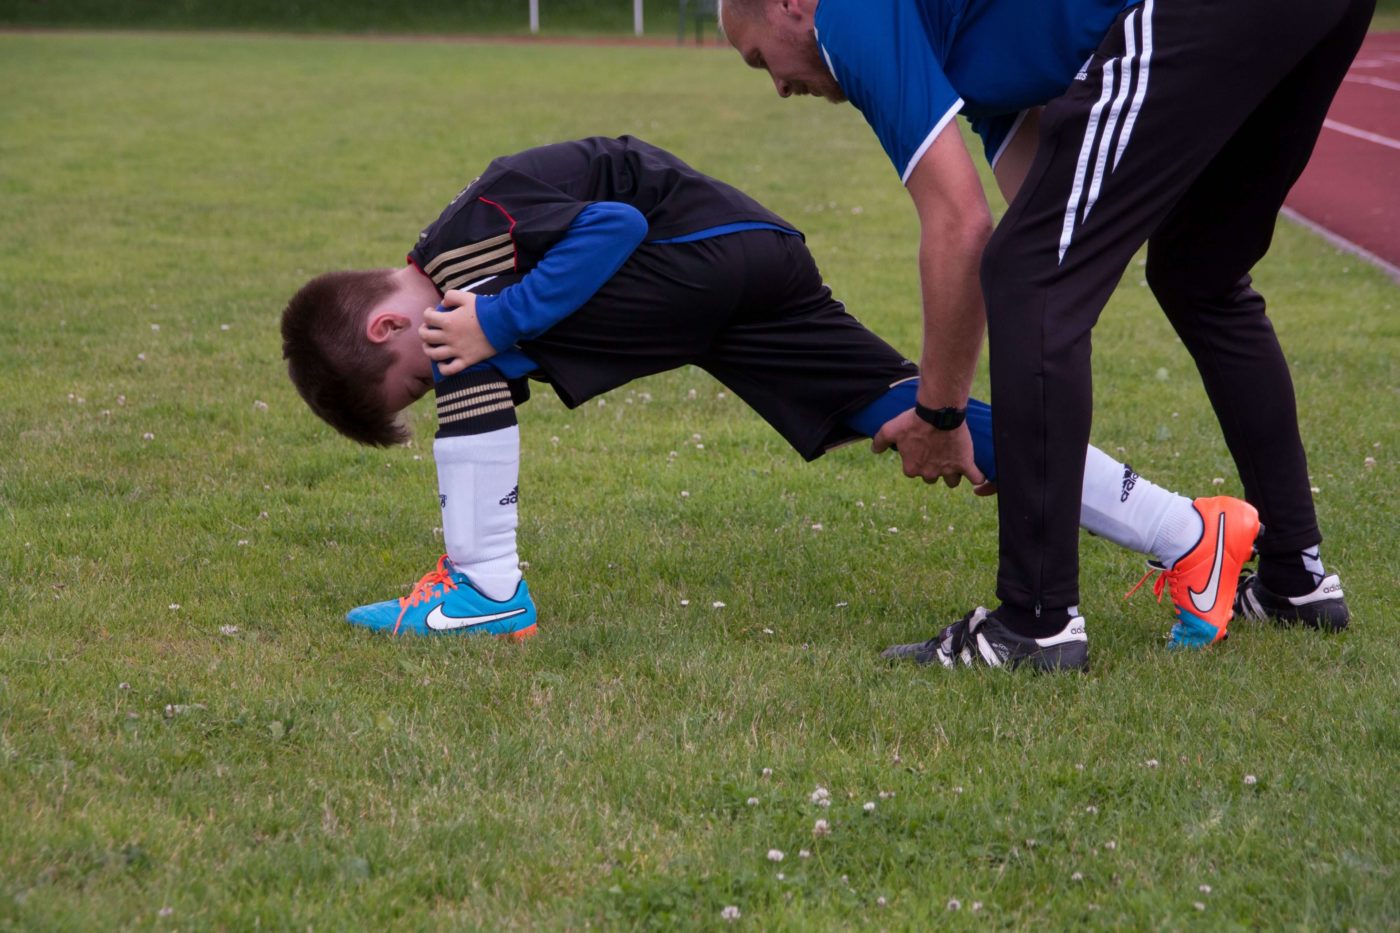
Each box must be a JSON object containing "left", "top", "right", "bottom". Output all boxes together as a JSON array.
[{"left": 346, "top": 555, "right": 537, "bottom": 639}]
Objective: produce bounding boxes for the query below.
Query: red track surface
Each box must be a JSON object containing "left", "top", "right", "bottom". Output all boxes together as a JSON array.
[{"left": 1285, "top": 31, "right": 1400, "bottom": 278}]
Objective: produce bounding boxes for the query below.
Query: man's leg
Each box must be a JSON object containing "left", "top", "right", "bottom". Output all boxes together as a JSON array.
[
  {"left": 346, "top": 364, "right": 537, "bottom": 638},
  {"left": 1144, "top": 0, "right": 1370, "bottom": 628},
  {"left": 977, "top": 0, "right": 1354, "bottom": 656}
]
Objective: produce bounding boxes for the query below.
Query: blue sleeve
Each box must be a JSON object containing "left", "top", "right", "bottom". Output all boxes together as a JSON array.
[
  {"left": 473, "top": 201, "right": 648, "bottom": 351},
  {"left": 815, "top": 0, "right": 964, "bottom": 184}
]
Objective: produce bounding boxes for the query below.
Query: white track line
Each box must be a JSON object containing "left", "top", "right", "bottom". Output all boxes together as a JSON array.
[
  {"left": 1344, "top": 74, "right": 1400, "bottom": 92},
  {"left": 1280, "top": 207, "right": 1400, "bottom": 284},
  {"left": 1323, "top": 119, "right": 1400, "bottom": 151}
]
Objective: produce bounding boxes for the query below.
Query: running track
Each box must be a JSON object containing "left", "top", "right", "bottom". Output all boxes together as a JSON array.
[{"left": 1284, "top": 31, "right": 1400, "bottom": 280}]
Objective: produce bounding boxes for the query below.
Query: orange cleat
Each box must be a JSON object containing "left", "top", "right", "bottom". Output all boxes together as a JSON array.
[{"left": 1125, "top": 496, "right": 1260, "bottom": 649}]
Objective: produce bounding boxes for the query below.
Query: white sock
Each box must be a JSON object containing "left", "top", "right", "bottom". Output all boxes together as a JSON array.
[
  {"left": 1079, "top": 445, "right": 1202, "bottom": 566},
  {"left": 435, "top": 427, "right": 522, "bottom": 601}
]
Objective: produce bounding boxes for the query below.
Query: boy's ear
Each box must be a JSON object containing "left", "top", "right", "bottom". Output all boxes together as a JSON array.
[{"left": 365, "top": 309, "right": 411, "bottom": 345}]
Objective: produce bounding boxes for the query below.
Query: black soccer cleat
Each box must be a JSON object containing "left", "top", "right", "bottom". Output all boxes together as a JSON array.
[
  {"left": 881, "top": 607, "right": 1089, "bottom": 672},
  {"left": 1234, "top": 572, "right": 1350, "bottom": 632}
]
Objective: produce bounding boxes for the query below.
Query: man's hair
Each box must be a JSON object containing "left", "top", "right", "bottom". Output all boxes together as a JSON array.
[
  {"left": 280, "top": 268, "right": 409, "bottom": 447},
  {"left": 716, "top": 0, "right": 763, "bottom": 23}
]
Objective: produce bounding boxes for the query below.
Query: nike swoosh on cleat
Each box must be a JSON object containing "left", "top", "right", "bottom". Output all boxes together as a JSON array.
[
  {"left": 424, "top": 605, "right": 528, "bottom": 632},
  {"left": 1189, "top": 513, "right": 1227, "bottom": 614}
]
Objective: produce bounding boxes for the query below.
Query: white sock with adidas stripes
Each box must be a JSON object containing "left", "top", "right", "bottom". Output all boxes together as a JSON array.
[
  {"left": 1079, "top": 445, "right": 1201, "bottom": 567},
  {"left": 433, "top": 365, "right": 522, "bottom": 602},
  {"left": 436, "top": 429, "right": 522, "bottom": 601}
]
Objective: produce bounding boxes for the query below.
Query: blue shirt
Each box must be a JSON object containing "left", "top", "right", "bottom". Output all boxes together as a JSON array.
[{"left": 814, "top": 0, "right": 1141, "bottom": 180}]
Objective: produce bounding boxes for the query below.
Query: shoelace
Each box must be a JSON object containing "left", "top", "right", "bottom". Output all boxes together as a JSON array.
[
  {"left": 1124, "top": 564, "right": 1172, "bottom": 611},
  {"left": 393, "top": 555, "right": 459, "bottom": 635}
]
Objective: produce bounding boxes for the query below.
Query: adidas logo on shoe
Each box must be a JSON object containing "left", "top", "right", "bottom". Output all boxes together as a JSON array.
[{"left": 499, "top": 485, "right": 518, "bottom": 506}]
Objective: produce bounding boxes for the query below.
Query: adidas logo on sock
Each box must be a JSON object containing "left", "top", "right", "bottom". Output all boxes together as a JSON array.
[
  {"left": 499, "top": 485, "right": 518, "bottom": 506},
  {"left": 1120, "top": 464, "right": 1139, "bottom": 503},
  {"left": 439, "top": 494, "right": 447, "bottom": 509}
]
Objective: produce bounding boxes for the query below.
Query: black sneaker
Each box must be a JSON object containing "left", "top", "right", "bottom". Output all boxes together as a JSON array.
[
  {"left": 1234, "top": 572, "right": 1349, "bottom": 632},
  {"left": 881, "top": 607, "right": 1089, "bottom": 672}
]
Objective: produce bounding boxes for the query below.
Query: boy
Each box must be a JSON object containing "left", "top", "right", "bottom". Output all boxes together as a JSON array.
[{"left": 281, "top": 136, "right": 1257, "bottom": 668}]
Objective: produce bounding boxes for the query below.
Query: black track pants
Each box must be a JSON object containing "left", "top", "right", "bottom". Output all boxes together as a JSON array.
[{"left": 980, "top": 0, "right": 1374, "bottom": 610}]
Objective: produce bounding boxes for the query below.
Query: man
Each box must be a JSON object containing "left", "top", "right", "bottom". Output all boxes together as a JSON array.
[
  {"left": 720, "top": 0, "right": 1361, "bottom": 669},
  {"left": 281, "top": 136, "right": 1244, "bottom": 666}
]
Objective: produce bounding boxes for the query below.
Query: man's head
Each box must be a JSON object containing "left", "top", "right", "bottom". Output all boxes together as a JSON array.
[
  {"left": 281, "top": 267, "right": 436, "bottom": 446},
  {"left": 720, "top": 0, "right": 844, "bottom": 103}
]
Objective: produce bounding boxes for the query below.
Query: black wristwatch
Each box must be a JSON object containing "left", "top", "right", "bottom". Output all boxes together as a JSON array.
[{"left": 913, "top": 402, "right": 968, "bottom": 431}]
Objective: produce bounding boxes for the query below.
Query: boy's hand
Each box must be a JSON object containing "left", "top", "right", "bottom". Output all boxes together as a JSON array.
[{"left": 420, "top": 290, "right": 498, "bottom": 376}]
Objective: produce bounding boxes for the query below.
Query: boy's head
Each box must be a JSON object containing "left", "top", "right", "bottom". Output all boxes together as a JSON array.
[{"left": 281, "top": 268, "right": 435, "bottom": 446}]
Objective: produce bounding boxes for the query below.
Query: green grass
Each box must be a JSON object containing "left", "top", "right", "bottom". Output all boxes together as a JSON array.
[{"left": 1, "top": 32, "right": 1397, "bottom": 929}]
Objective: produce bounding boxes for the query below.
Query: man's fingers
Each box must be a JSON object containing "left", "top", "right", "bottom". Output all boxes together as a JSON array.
[
  {"left": 973, "top": 480, "right": 998, "bottom": 497},
  {"left": 421, "top": 308, "right": 448, "bottom": 328},
  {"left": 871, "top": 429, "right": 893, "bottom": 454},
  {"left": 437, "top": 357, "right": 465, "bottom": 376},
  {"left": 422, "top": 342, "right": 454, "bottom": 361}
]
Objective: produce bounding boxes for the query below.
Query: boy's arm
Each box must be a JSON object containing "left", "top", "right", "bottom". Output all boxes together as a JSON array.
[{"left": 422, "top": 202, "right": 647, "bottom": 376}]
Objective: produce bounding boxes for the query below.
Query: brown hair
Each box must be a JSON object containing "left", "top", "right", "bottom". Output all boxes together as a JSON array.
[{"left": 280, "top": 269, "right": 408, "bottom": 446}]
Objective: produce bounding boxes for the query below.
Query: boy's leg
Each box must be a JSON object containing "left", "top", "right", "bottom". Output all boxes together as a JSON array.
[
  {"left": 346, "top": 364, "right": 536, "bottom": 638},
  {"left": 845, "top": 381, "right": 1211, "bottom": 569}
]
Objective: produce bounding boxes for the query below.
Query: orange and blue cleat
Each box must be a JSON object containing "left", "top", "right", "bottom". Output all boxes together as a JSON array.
[
  {"left": 1126, "top": 496, "right": 1261, "bottom": 649},
  {"left": 346, "top": 555, "right": 537, "bottom": 640}
]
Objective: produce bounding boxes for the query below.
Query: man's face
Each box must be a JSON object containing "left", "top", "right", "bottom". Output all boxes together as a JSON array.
[{"left": 722, "top": 0, "right": 845, "bottom": 103}]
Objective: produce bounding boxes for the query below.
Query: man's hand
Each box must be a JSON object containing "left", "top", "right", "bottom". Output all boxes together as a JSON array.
[
  {"left": 872, "top": 409, "right": 991, "bottom": 492},
  {"left": 420, "top": 290, "right": 498, "bottom": 376}
]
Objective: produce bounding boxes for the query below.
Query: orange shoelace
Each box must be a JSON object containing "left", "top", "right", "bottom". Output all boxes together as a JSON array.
[
  {"left": 1124, "top": 567, "right": 1169, "bottom": 605},
  {"left": 393, "top": 555, "right": 459, "bottom": 635}
]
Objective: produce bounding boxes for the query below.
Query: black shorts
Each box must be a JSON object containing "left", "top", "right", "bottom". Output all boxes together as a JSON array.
[{"left": 505, "top": 229, "right": 917, "bottom": 461}]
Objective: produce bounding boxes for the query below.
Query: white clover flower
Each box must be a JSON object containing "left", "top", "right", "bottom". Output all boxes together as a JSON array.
[
  {"left": 712, "top": 601, "right": 726, "bottom": 609},
  {"left": 810, "top": 786, "right": 830, "bottom": 804},
  {"left": 947, "top": 899, "right": 960, "bottom": 910},
  {"left": 766, "top": 849, "right": 784, "bottom": 862},
  {"left": 219, "top": 625, "right": 239, "bottom": 636},
  {"left": 887, "top": 527, "right": 899, "bottom": 534},
  {"left": 1211, "top": 477, "right": 1224, "bottom": 486},
  {"left": 746, "top": 797, "right": 759, "bottom": 807},
  {"left": 761, "top": 768, "right": 772, "bottom": 778},
  {"left": 168, "top": 603, "right": 180, "bottom": 610},
  {"left": 1145, "top": 759, "right": 1160, "bottom": 768},
  {"left": 811, "top": 523, "right": 823, "bottom": 531},
  {"left": 971, "top": 902, "right": 983, "bottom": 912},
  {"left": 876, "top": 896, "right": 887, "bottom": 907},
  {"left": 680, "top": 490, "right": 690, "bottom": 498},
  {"left": 1199, "top": 884, "right": 1212, "bottom": 894},
  {"left": 1244, "top": 774, "right": 1257, "bottom": 785},
  {"left": 720, "top": 905, "right": 740, "bottom": 922},
  {"left": 1194, "top": 902, "right": 1206, "bottom": 911},
  {"left": 1104, "top": 840, "right": 1117, "bottom": 851},
  {"left": 1085, "top": 805, "right": 1098, "bottom": 814},
  {"left": 813, "top": 819, "right": 830, "bottom": 838},
  {"left": 798, "top": 849, "right": 811, "bottom": 859},
  {"left": 863, "top": 802, "right": 876, "bottom": 813},
  {"left": 142, "top": 432, "right": 155, "bottom": 441},
  {"left": 680, "top": 599, "right": 690, "bottom": 607},
  {"left": 1071, "top": 872, "right": 1084, "bottom": 882},
  {"left": 253, "top": 400, "right": 269, "bottom": 411}
]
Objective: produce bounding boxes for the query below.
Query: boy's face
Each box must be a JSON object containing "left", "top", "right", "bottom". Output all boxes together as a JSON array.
[{"left": 380, "top": 342, "right": 434, "bottom": 415}]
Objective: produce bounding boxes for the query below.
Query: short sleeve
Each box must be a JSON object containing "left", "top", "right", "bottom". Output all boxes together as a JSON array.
[{"left": 815, "top": 0, "right": 964, "bottom": 184}]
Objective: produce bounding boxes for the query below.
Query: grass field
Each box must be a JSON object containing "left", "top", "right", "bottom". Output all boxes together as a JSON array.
[{"left": 1, "top": 31, "right": 1397, "bottom": 930}]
